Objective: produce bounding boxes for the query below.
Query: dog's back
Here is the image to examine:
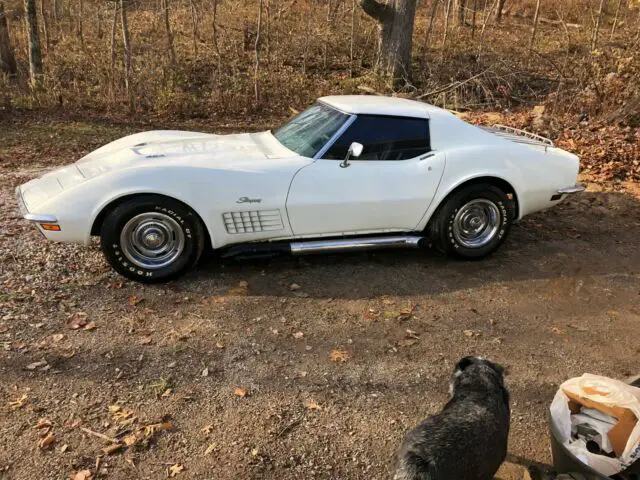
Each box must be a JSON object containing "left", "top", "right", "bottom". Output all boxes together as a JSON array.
[{"left": 393, "top": 357, "right": 510, "bottom": 480}]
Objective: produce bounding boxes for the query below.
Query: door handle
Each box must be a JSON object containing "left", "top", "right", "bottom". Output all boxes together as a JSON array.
[{"left": 419, "top": 152, "right": 436, "bottom": 161}]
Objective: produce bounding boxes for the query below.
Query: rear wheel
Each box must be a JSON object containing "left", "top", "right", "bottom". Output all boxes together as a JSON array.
[
  {"left": 429, "top": 183, "right": 515, "bottom": 259},
  {"left": 100, "top": 195, "right": 205, "bottom": 283}
]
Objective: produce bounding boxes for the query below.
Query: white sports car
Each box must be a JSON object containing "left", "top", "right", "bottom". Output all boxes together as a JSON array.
[{"left": 16, "top": 95, "right": 584, "bottom": 283}]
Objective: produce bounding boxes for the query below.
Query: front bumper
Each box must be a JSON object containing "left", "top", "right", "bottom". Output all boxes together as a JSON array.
[
  {"left": 551, "top": 184, "right": 585, "bottom": 201},
  {"left": 15, "top": 187, "right": 59, "bottom": 233}
]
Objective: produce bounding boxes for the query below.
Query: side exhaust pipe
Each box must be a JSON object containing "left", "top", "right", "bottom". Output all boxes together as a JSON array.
[{"left": 290, "top": 236, "right": 424, "bottom": 255}]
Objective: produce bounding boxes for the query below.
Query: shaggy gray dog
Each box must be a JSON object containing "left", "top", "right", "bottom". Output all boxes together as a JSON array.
[{"left": 393, "top": 356, "right": 510, "bottom": 480}]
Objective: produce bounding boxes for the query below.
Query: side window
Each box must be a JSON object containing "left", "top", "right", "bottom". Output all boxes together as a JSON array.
[{"left": 323, "top": 115, "right": 430, "bottom": 161}]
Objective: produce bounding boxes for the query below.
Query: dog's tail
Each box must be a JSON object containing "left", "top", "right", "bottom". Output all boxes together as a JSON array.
[{"left": 393, "top": 453, "right": 438, "bottom": 480}]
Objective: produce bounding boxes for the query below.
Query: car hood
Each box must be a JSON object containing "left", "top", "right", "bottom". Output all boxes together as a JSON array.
[{"left": 75, "top": 130, "right": 293, "bottom": 178}]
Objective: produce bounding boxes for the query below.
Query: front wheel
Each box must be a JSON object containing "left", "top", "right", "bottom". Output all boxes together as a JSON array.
[
  {"left": 428, "top": 184, "right": 515, "bottom": 259},
  {"left": 100, "top": 195, "right": 206, "bottom": 283}
]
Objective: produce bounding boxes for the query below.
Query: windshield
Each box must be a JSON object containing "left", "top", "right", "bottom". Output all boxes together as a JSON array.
[{"left": 273, "top": 103, "right": 349, "bottom": 158}]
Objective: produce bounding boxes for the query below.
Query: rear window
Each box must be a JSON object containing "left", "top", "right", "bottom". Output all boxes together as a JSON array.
[{"left": 323, "top": 115, "right": 430, "bottom": 161}]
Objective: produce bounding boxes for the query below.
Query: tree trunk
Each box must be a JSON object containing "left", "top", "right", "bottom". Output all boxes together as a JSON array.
[
  {"left": 493, "top": 0, "right": 505, "bottom": 23},
  {"left": 591, "top": 0, "right": 606, "bottom": 50},
  {"left": 442, "top": 0, "right": 452, "bottom": 49},
  {"left": 110, "top": 0, "right": 118, "bottom": 98},
  {"left": 422, "top": 0, "right": 439, "bottom": 54},
  {"left": 162, "top": 0, "right": 176, "bottom": 66},
  {"left": 349, "top": 0, "right": 356, "bottom": 77},
  {"left": 323, "top": 0, "right": 331, "bottom": 71},
  {"left": 254, "top": 0, "right": 263, "bottom": 103},
  {"left": 471, "top": 0, "right": 477, "bottom": 37},
  {"left": 120, "top": 0, "right": 135, "bottom": 113},
  {"left": 211, "top": 0, "right": 220, "bottom": 57},
  {"left": 528, "top": 0, "right": 541, "bottom": 51},
  {"left": 610, "top": 0, "right": 622, "bottom": 39},
  {"left": 25, "top": 0, "right": 44, "bottom": 87},
  {"left": 40, "top": 0, "right": 50, "bottom": 51},
  {"left": 454, "top": 0, "right": 465, "bottom": 25},
  {"left": 78, "top": 0, "right": 84, "bottom": 47},
  {"left": 189, "top": 0, "right": 198, "bottom": 57},
  {"left": 265, "top": 0, "right": 270, "bottom": 65},
  {"left": 53, "top": 0, "right": 59, "bottom": 23},
  {"left": 0, "top": 2, "right": 17, "bottom": 74},
  {"left": 360, "top": 0, "right": 417, "bottom": 84}
]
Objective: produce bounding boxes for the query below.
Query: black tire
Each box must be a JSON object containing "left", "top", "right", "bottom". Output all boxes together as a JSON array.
[
  {"left": 100, "top": 195, "right": 206, "bottom": 283},
  {"left": 428, "top": 183, "right": 515, "bottom": 259}
]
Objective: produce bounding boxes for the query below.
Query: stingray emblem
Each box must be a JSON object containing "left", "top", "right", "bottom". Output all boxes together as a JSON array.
[{"left": 236, "top": 197, "right": 262, "bottom": 204}]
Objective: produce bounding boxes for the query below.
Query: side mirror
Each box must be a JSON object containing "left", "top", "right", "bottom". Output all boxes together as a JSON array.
[
  {"left": 340, "top": 142, "right": 363, "bottom": 168},
  {"left": 349, "top": 142, "right": 363, "bottom": 158}
]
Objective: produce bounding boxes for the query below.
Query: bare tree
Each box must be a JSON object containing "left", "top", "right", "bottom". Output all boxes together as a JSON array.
[
  {"left": 454, "top": 0, "right": 465, "bottom": 25},
  {"left": 25, "top": 0, "right": 44, "bottom": 87},
  {"left": 471, "top": 0, "right": 477, "bottom": 37},
  {"left": 120, "top": 0, "right": 135, "bottom": 113},
  {"left": 161, "top": 0, "right": 176, "bottom": 66},
  {"left": 78, "top": 0, "right": 84, "bottom": 46},
  {"left": 349, "top": 0, "right": 356, "bottom": 77},
  {"left": 110, "top": 1, "right": 118, "bottom": 97},
  {"left": 591, "top": 0, "right": 606, "bottom": 50},
  {"left": 422, "top": 0, "right": 440, "bottom": 53},
  {"left": 360, "top": 0, "right": 418, "bottom": 83},
  {"left": 494, "top": 0, "right": 505, "bottom": 23},
  {"left": 529, "top": 0, "right": 541, "bottom": 51},
  {"left": 211, "top": 0, "right": 220, "bottom": 58},
  {"left": 442, "top": 0, "right": 453, "bottom": 49},
  {"left": 40, "top": 0, "right": 50, "bottom": 51},
  {"left": 189, "top": 0, "right": 199, "bottom": 57},
  {"left": 53, "top": 0, "right": 59, "bottom": 23},
  {"left": 0, "top": 1, "right": 17, "bottom": 74},
  {"left": 610, "top": 0, "right": 622, "bottom": 39},
  {"left": 323, "top": 0, "right": 331, "bottom": 70},
  {"left": 254, "top": 0, "right": 263, "bottom": 103}
]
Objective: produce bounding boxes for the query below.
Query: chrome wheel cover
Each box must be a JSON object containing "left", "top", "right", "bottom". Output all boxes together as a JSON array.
[
  {"left": 452, "top": 199, "right": 501, "bottom": 249},
  {"left": 120, "top": 212, "right": 185, "bottom": 269}
]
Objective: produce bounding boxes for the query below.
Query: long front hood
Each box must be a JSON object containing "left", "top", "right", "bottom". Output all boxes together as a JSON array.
[
  {"left": 19, "top": 129, "right": 294, "bottom": 212},
  {"left": 75, "top": 130, "right": 280, "bottom": 178}
]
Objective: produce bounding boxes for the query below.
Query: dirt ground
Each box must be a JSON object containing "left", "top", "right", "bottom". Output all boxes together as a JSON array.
[{"left": 1, "top": 117, "right": 639, "bottom": 480}]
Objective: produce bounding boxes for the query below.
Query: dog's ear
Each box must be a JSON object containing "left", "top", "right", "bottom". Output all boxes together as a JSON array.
[{"left": 455, "top": 356, "right": 477, "bottom": 372}]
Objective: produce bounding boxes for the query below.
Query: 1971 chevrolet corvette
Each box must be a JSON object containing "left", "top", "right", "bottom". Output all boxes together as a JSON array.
[{"left": 16, "top": 95, "right": 584, "bottom": 283}]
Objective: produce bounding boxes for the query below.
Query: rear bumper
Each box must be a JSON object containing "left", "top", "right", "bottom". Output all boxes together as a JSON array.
[
  {"left": 557, "top": 184, "right": 586, "bottom": 195},
  {"left": 550, "top": 184, "right": 585, "bottom": 201}
]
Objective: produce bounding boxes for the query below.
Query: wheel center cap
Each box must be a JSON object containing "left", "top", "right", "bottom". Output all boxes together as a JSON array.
[
  {"left": 470, "top": 217, "right": 482, "bottom": 229},
  {"left": 143, "top": 231, "right": 164, "bottom": 249}
]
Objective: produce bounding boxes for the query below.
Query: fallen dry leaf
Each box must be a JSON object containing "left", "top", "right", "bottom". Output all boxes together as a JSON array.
[
  {"left": 289, "top": 283, "right": 301, "bottom": 291},
  {"left": 26, "top": 359, "right": 48, "bottom": 370},
  {"left": 201, "top": 424, "right": 214, "bottom": 434},
  {"left": 60, "top": 444, "right": 69, "bottom": 453},
  {"left": 551, "top": 326, "right": 564, "bottom": 335},
  {"left": 139, "top": 336, "right": 153, "bottom": 345},
  {"left": 463, "top": 330, "right": 475, "bottom": 338},
  {"left": 204, "top": 443, "right": 217, "bottom": 455},
  {"left": 168, "top": 463, "right": 184, "bottom": 477},
  {"left": 51, "top": 333, "right": 65, "bottom": 342},
  {"left": 292, "top": 331, "right": 304, "bottom": 339},
  {"left": 215, "top": 341, "right": 225, "bottom": 349},
  {"left": 34, "top": 418, "right": 53, "bottom": 429},
  {"left": 123, "top": 434, "right": 138, "bottom": 446},
  {"left": 227, "top": 282, "right": 249, "bottom": 296},
  {"left": 329, "top": 348, "right": 350, "bottom": 363},
  {"left": 233, "top": 386, "right": 248, "bottom": 398},
  {"left": 128, "top": 296, "right": 144, "bottom": 306},
  {"left": 39, "top": 432, "right": 56, "bottom": 449},
  {"left": 382, "top": 298, "right": 395, "bottom": 306},
  {"left": 67, "top": 312, "right": 88, "bottom": 329},
  {"left": 305, "top": 399, "right": 322, "bottom": 410},
  {"left": 398, "top": 338, "right": 419, "bottom": 347},
  {"left": 83, "top": 322, "right": 98, "bottom": 331},
  {"left": 71, "top": 470, "right": 92, "bottom": 480}
]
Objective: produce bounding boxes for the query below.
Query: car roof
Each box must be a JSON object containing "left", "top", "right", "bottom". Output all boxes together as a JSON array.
[{"left": 318, "top": 95, "right": 451, "bottom": 119}]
